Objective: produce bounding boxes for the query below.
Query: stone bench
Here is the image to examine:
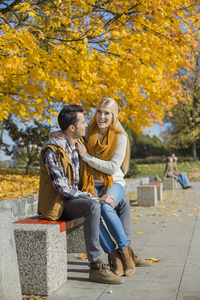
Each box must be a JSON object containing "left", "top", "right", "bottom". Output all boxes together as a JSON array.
[
  {"left": 163, "top": 178, "right": 177, "bottom": 190},
  {"left": 13, "top": 215, "right": 85, "bottom": 296},
  {"left": 137, "top": 185, "right": 157, "bottom": 206},
  {"left": 143, "top": 182, "right": 163, "bottom": 201}
]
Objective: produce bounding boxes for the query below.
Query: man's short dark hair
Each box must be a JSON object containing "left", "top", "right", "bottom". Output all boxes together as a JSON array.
[{"left": 58, "top": 105, "right": 84, "bottom": 131}]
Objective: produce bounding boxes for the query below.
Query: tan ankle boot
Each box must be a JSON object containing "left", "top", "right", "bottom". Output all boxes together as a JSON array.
[
  {"left": 89, "top": 261, "right": 124, "bottom": 284},
  {"left": 108, "top": 249, "right": 124, "bottom": 276},
  {"left": 119, "top": 245, "right": 135, "bottom": 276}
]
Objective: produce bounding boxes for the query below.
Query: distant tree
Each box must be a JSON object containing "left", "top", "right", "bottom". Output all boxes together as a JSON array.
[
  {"left": 126, "top": 129, "right": 169, "bottom": 159},
  {"left": 162, "top": 52, "right": 200, "bottom": 160},
  {"left": 2, "top": 118, "right": 50, "bottom": 174}
]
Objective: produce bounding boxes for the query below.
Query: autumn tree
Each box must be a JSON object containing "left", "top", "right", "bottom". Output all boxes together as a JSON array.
[
  {"left": 2, "top": 118, "right": 50, "bottom": 174},
  {"left": 162, "top": 51, "right": 200, "bottom": 160},
  {"left": 0, "top": 0, "right": 200, "bottom": 135}
]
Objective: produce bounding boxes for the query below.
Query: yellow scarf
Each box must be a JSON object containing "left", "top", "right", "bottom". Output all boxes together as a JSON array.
[{"left": 81, "top": 122, "right": 119, "bottom": 196}]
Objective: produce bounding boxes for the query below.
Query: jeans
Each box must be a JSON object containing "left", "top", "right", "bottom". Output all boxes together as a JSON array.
[
  {"left": 95, "top": 183, "right": 129, "bottom": 253},
  {"left": 115, "top": 196, "right": 132, "bottom": 247},
  {"left": 61, "top": 197, "right": 102, "bottom": 262},
  {"left": 178, "top": 173, "right": 190, "bottom": 187}
]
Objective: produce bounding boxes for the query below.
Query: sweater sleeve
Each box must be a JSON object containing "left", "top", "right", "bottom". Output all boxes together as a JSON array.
[{"left": 82, "top": 134, "right": 127, "bottom": 175}]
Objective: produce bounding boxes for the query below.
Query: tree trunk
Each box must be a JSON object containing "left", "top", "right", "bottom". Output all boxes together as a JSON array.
[
  {"left": 192, "top": 141, "right": 197, "bottom": 161},
  {"left": 25, "top": 164, "right": 29, "bottom": 175}
]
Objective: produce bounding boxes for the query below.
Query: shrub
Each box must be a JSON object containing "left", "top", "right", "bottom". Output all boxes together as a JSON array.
[{"left": 125, "top": 160, "right": 139, "bottom": 178}]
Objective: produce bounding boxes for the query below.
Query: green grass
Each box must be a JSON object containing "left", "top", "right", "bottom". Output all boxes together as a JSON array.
[{"left": 137, "top": 161, "right": 200, "bottom": 182}]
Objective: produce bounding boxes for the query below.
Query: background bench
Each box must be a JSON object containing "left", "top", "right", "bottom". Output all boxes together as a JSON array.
[
  {"left": 13, "top": 215, "right": 85, "bottom": 296},
  {"left": 163, "top": 178, "right": 177, "bottom": 190},
  {"left": 143, "top": 182, "right": 163, "bottom": 201},
  {"left": 137, "top": 185, "right": 157, "bottom": 206}
]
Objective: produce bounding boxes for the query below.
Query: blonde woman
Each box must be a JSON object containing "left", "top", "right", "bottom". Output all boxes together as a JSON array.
[{"left": 77, "top": 98, "right": 136, "bottom": 277}]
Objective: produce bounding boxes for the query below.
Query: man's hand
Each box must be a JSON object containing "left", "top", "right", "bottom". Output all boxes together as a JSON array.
[{"left": 98, "top": 193, "right": 115, "bottom": 207}]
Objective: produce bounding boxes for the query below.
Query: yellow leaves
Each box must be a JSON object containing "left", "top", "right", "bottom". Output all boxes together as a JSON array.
[
  {"left": 136, "top": 232, "right": 144, "bottom": 234},
  {"left": 0, "top": 0, "right": 199, "bottom": 127},
  {"left": 0, "top": 170, "right": 39, "bottom": 200}
]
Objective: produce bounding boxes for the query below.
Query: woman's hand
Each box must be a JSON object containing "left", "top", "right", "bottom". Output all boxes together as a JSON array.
[
  {"left": 77, "top": 140, "right": 87, "bottom": 158},
  {"left": 50, "top": 130, "right": 67, "bottom": 140}
]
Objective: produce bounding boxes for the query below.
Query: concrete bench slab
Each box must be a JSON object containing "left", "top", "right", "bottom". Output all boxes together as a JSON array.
[
  {"left": 137, "top": 185, "right": 157, "bottom": 206},
  {"left": 13, "top": 215, "right": 85, "bottom": 296},
  {"left": 163, "top": 178, "right": 177, "bottom": 190},
  {"left": 0, "top": 209, "right": 22, "bottom": 300},
  {"left": 143, "top": 182, "right": 163, "bottom": 201}
]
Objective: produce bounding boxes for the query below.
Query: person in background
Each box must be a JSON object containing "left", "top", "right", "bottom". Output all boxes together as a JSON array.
[
  {"left": 171, "top": 153, "right": 178, "bottom": 171},
  {"left": 163, "top": 156, "right": 191, "bottom": 189}
]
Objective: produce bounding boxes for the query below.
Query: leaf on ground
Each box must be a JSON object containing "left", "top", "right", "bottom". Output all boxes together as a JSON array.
[
  {"left": 76, "top": 253, "right": 88, "bottom": 260},
  {"left": 168, "top": 213, "right": 179, "bottom": 217},
  {"left": 147, "top": 257, "right": 161, "bottom": 263},
  {"left": 178, "top": 220, "right": 183, "bottom": 222},
  {"left": 162, "top": 230, "right": 166, "bottom": 232},
  {"left": 136, "top": 231, "right": 144, "bottom": 234},
  {"left": 187, "top": 214, "right": 193, "bottom": 216}
]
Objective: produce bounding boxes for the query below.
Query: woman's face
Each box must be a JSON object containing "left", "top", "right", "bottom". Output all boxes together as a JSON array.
[{"left": 96, "top": 106, "right": 113, "bottom": 134}]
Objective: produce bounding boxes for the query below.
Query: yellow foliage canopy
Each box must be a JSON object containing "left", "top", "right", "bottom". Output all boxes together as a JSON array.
[{"left": 0, "top": 0, "right": 199, "bottom": 132}]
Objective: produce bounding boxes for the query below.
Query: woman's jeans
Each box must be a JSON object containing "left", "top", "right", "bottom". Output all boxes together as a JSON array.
[
  {"left": 95, "top": 183, "right": 129, "bottom": 254},
  {"left": 178, "top": 173, "right": 190, "bottom": 187}
]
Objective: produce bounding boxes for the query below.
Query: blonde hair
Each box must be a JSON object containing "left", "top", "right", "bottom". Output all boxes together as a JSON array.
[{"left": 89, "top": 98, "right": 130, "bottom": 174}]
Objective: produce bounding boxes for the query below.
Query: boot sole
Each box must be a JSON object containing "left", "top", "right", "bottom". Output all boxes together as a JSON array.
[{"left": 89, "top": 278, "right": 124, "bottom": 284}]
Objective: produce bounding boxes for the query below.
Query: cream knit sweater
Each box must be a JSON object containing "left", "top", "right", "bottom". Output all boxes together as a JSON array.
[{"left": 82, "top": 133, "right": 127, "bottom": 187}]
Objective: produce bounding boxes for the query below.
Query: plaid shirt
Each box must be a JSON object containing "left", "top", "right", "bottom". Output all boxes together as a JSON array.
[{"left": 42, "top": 139, "right": 98, "bottom": 201}]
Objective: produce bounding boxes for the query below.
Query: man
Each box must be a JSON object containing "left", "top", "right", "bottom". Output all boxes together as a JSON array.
[{"left": 38, "top": 105, "right": 124, "bottom": 284}]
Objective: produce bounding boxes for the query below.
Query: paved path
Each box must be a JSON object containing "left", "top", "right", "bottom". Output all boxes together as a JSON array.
[{"left": 47, "top": 182, "right": 200, "bottom": 300}]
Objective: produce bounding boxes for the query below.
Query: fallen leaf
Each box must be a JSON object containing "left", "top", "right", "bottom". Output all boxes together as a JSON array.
[
  {"left": 178, "top": 220, "right": 183, "bottom": 222},
  {"left": 76, "top": 253, "right": 88, "bottom": 260},
  {"left": 136, "top": 232, "right": 144, "bottom": 234},
  {"left": 168, "top": 213, "right": 179, "bottom": 217},
  {"left": 162, "top": 230, "right": 166, "bottom": 232},
  {"left": 147, "top": 257, "right": 161, "bottom": 263}
]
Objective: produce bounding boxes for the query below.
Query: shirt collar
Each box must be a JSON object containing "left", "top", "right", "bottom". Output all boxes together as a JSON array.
[{"left": 65, "top": 139, "right": 78, "bottom": 153}]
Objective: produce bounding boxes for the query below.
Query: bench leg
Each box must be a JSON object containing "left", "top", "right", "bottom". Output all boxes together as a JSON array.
[
  {"left": 137, "top": 186, "right": 157, "bottom": 206},
  {"left": 14, "top": 224, "right": 67, "bottom": 296},
  {"left": 67, "top": 224, "right": 86, "bottom": 253}
]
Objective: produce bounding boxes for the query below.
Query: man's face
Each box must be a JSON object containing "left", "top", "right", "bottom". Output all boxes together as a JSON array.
[{"left": 73, "top": 112, "right": 87, "bottom": 138}]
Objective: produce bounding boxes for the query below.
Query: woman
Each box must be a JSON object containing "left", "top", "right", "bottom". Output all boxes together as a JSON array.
[
  {"left": 51, "top": 98, "right": 136, "bottom": 276},
  {"left": 78, "top": 98, "right": 136, "bottom": 276},
  {"left": 163, "top": 157, "right": 191, "bottom": 189}
]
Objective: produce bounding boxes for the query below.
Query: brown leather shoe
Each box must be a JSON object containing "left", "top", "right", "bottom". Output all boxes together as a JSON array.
[
  {"left": 108, "top": 249, "right": 124, "bottom": 276},
  {"left": 134, "top": 256, "right": 152, "bottom": 266},
  {"left": 119, "top": 245, "right": 136, "bottom": 276},
  {"left": 89, "top": 261, "right": 124, "bottom": 284}
]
